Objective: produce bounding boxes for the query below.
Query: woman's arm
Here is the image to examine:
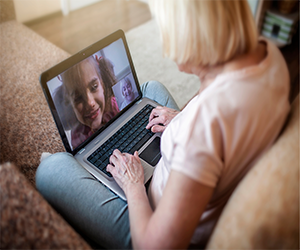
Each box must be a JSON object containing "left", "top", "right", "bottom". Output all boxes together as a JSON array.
[
  {"left": 107, "top": 150, "right": 214, "bottom": 249},
  {"left": 129, "top": 171, "right": 213, "bottom": 249}
]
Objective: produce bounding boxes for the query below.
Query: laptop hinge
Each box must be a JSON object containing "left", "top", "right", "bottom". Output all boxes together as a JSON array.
[{"left": 78, "top": 148, "right": 86, "bottom": 154}]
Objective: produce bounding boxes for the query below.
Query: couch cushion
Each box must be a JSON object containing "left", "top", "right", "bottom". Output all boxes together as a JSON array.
[
  {"left": 0, "top": 21, "right": 70, "bottom": 185},
  {"left": 207, "top": 95, "right": 299, "bottom": 249},
  {"left": 0, "top": 162, "right": 91, "bottom": 249}
]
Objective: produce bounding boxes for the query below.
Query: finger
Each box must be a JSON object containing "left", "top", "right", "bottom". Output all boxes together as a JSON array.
[
  {"left": 107, "top": 162, "right": 126, "bottom": 178},
  {"left": 133, "top": 151, "right": 141, "bottom": 163},
  {"left": 151, "top": 124, "right": 166, "bottom": 133},
  {"left": 113, "top": 148, "right": 121, "bottom": 155},
  {"left": 109, "top": 149, "right": 125, "bottom": 168},
  {"left": 146, "top": 116, "right": 165, "bottom": 129},
  {"left": 148, "top": 111, "right": 157, "bottom": 123},
  {"left": 112, "top": 149, "right": 123, "bottom": 159},
  {"left": 148, "top": 107, "right": 163, "bottom": 122},
  {"left": 109, "top": 154, "right": 117, "bottom": 165},
  {"left": 106, "top": 164, "right": 115, "bottom": 175},
  {"left": 132, "top": 153, "right": 143, "bottom": 171}
]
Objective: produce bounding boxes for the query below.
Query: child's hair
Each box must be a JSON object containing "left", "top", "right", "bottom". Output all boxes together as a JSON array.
[
  {"left": 97, "top": 56, "right": 117, "bottom": 99},
  {"left": 53, "top": 83, "right": 78, "bottom": 130},
  {"left": 149, "top": 0, "right": 258, "bottom": 66}
]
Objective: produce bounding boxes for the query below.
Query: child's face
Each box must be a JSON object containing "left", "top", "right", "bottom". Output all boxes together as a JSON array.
[{"left": 66, "top": 61, "right": 106, "bottom": 131}]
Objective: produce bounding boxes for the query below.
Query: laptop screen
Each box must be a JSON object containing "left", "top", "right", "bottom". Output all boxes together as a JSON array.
[{"left": 41, "top": 31, "right": 141, "bottom": 154}]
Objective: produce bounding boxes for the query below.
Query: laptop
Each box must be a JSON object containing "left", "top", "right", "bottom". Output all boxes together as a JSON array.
[{"left": 40, "top": 29, "right": 162, "bottom": 200}]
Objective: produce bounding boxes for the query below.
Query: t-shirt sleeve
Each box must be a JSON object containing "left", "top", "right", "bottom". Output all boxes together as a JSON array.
[{"left": 170, "top": 99, "right": 224, "bottom": 188}]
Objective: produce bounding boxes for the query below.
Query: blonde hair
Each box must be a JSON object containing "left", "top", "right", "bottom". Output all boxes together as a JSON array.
[{"left": 149, "top": 0, "right": 258, "bottom": 66}]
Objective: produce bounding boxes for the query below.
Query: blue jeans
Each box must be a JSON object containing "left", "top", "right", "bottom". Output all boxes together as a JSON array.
[{"left": 36, "top": 81, "right": 179, "bottom": 249}]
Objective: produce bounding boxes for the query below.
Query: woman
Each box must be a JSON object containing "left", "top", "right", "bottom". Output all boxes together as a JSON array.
[
  {"left": 36, "top": 0, "right": 290, "bottom": 249},
  {"left": 61, "top": 56, "right": 119, "bottom": 148},
  {"left": 119, "top": 76, "right": 139, "bottom": 110}
]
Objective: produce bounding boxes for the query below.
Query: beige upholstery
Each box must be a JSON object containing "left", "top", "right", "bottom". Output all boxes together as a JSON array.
[
  {"left": 0, "top": 1, "right": 87, "bottom": 248},
  {"left": 0, "top": 162, "right": 92, "bottom": 249},
  {"left": 207, "top": 95, "right": 299, "bottom": 249},
  {"left": 0, "top": 20, "right": 69, "bottom": 185},
  {"left": 0, "top": 0, "right": 15, "bottom": 23}
]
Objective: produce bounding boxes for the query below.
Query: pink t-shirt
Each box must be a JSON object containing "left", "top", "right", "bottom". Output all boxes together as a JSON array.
[{"left": 148, "top": 38, "right": 290, "bottom": 246}]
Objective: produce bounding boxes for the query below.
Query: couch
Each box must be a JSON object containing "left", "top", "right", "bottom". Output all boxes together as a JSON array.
[{"left": 0, "top": 1, "right": 299, "bottom": 249}]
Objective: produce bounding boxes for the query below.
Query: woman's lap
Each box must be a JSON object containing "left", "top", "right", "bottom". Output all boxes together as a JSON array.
[
  {"left": 36, "top": 152, "right": 132, "bottom": 249},
  {"left": 141, "top": 81, "right": 180, "bottom": 111},
  {"left": 36, "top": 81, "right": 178, "bottom": 249}
]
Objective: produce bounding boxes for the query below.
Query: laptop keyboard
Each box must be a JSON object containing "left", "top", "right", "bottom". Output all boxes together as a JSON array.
[{"left": 87, "top": 104, "right": 155, "bottom": 177}]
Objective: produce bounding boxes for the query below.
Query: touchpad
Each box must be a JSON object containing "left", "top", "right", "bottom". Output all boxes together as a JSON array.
[{"left": 140, "top": 137, "right": 161, "bottom": 167}]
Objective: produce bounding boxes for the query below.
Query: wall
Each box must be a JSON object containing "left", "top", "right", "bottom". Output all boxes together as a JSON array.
[
  {"left": 13, "top": 0, "right": 105, "bottom": 22},
  {"left": 0, "top": 0, "right": 16, "bottom": 23},
  {"left": 13, "top": 0, "right": 61, "bottom": 23},
  {"left": 135, "top": 0, "right": 257, "bottom": 14},
  {"left": 68, "top": 0, "right": 101, "bottom": 11},
  {"left": 247, "top": 0, "right": 259, "bottom": 15}
]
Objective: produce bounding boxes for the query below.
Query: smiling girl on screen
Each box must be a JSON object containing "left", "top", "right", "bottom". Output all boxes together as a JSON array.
[{"left": 61, "top": 56, "right": 119, "bottom": 149}]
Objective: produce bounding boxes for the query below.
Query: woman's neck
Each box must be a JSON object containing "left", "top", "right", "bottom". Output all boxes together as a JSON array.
[
  {"left": 223, "top": 41, "right": 267, "bottom": 73},
  {"left": 196, "top": 41, "right": 267, "bottom": 93}
]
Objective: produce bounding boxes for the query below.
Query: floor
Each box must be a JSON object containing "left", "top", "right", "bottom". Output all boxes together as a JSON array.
[
  {"left": 25, "top": 0, "right": 298, "bottom": 102},
  {"left": 25, "top": 0, "right": 152, "bottom": 55}
]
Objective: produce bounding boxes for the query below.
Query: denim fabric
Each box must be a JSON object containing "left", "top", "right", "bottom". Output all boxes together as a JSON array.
[
  {"left": 141, "top": 81, "right": 180, "bottom": 111},
  {"left": 36, "top": 81, "right": 179, "bottom": 249}
]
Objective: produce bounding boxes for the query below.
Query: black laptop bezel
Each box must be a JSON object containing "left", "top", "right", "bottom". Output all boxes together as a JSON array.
[{"left": 40, "top": 29, "right": 142, "bottom": 155}]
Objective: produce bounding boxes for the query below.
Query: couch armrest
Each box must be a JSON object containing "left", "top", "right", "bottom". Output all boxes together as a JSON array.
[
  {"left": 0, "top": 21, "right": 70, "bottom": 185},
  {"left": 207, "top": 95, "right": 299, "bottom": 249},
  {"left": 0, "top": 162, "right": 92, "bottom": 249}
]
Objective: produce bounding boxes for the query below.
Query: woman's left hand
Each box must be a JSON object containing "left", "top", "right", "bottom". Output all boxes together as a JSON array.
[
  {"left": 107, "top": 150, "right": 144, "bottom": 193},
  {"left": 146, "top": 106, "right": 179, "bottom": 133}
]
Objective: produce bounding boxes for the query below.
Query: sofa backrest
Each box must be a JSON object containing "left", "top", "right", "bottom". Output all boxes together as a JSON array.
[
  {"left": 0, "top": 0, "right": 15, "bottom": 24},
  {"left": 207, "top": 94, "right": 299, "bottom": 249}
]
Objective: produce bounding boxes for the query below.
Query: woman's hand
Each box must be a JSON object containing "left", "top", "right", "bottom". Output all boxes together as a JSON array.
[
  {"left": 107, "top": 149, "right": 144, "bottom": 194},
  {"left": 146, "top": 106, "right": 179, "bottom": 133}
]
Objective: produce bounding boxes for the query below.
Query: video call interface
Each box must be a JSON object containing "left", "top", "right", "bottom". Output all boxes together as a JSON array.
[{"left": 47, "top": 38, "right": 139, "bottom": 150}]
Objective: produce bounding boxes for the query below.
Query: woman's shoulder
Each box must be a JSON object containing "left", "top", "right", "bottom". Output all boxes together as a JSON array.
[
  {"left": 219, "top": 38, "right": 288, "bottom": 86},
  {"left": 182, "top": 82, "right": 276, "bottom": 129}
]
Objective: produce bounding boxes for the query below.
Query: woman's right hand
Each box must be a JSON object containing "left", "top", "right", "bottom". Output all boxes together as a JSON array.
[{"left": 146, "top": 106, "right": 179, "bottom": 133}]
